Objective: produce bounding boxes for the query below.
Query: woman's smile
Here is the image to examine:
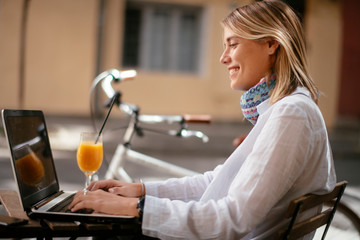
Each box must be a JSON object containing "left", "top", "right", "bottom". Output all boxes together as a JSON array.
[{"left": 229, "top": 67, "right": 239, "bottom": 75}]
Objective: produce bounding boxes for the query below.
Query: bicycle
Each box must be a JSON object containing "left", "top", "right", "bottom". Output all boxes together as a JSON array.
[{"left": 90, "top": 69, "right": 211, "bottom": 183}]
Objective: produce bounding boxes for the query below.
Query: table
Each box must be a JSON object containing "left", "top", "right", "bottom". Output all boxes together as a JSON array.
[{"left": 0, "top": 190, "right": 146, "bottom": 239}]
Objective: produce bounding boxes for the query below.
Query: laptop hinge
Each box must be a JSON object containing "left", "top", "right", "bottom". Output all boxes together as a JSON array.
[{"left": 33, "top": 191, "right": 64, "bottom": 210}]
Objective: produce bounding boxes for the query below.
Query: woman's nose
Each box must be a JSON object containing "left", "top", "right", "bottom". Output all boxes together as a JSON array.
[{"left": 220, "top": 50, "right": 230, "bottom": 65}]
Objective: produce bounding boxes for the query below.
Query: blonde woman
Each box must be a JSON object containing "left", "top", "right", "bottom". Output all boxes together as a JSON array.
[{"left": 70, "top": 1, "right": 336, "bottom": 239}]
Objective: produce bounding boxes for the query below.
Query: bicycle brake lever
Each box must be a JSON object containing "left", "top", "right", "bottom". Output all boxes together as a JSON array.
[
  {"left": 178, "top": 129, "right": 209, "bottom": 143},
  {"left": 104, "top": 91, "right": 121, "bottom": 108},
  {"left": 135, "top": 125, "right": 144, "bottom": 137}
]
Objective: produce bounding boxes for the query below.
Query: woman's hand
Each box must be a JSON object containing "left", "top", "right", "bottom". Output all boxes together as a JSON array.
[
  {"left": 88, "top": 179, "right": 144, "bottom": 197},
  {"left": 69, "top": 189, "right": 139, "bottom": 216}
]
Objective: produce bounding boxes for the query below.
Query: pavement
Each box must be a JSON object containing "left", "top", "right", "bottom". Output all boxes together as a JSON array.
[{"left": 0, "top": 115, "right": 359, "bottom": 239}]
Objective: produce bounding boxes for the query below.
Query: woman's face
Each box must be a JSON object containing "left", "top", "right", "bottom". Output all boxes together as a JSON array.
[{"left": 220, "top": 27, "right": 277, "bottom": 91}]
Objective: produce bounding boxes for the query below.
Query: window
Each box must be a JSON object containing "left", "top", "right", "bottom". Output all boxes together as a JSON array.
[{"left": 122, "top": 1, "right": 203, "bottom": 74}]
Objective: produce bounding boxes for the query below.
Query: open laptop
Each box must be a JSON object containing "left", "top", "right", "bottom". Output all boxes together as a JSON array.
[{"left": 1, "top": 109, "right": 135, "bottom": 223}]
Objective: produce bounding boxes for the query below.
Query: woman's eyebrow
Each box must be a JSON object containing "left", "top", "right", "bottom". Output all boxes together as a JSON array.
[
  {"left": 223, "top": 35, "right": 241, "bottom": 48},
  {"left": 225, "top": 36, "right": 240, "bottom": 43}
]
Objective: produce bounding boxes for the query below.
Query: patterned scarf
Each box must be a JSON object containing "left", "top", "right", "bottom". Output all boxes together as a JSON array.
[{"left": 240, "top": 74, "right": 276, "bottom": 125}]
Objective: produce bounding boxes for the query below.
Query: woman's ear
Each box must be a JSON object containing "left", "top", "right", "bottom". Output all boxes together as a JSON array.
[{"left": 268, "top": 39, "right": 279, "bottom": 55}]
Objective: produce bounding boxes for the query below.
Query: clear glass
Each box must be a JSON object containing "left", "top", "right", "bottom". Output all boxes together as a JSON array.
[{"left": 76, "top": 132, "right": 103, "bottom": 194}]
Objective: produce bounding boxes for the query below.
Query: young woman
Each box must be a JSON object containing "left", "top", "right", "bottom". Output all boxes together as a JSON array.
[{"left": 70, "top": 1, "right": 336, "bottom": 239}]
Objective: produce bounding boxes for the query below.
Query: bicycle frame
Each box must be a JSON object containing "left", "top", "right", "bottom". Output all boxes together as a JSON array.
[
  {"left": 104, "top": 116, "right": 200, "bottom": 182},
  {"left": 93, "top": 69, "right": 210, "bottom": 182}
]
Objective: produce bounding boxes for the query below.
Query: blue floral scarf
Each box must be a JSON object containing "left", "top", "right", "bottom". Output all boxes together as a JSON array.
[{"left": 240, "top": 74, "right": 276, "bottom": 125}]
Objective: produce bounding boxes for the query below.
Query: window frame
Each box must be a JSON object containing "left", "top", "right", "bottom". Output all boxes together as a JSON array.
[{"left": 122, "top": 1, "right": 206, "bottom": 75}]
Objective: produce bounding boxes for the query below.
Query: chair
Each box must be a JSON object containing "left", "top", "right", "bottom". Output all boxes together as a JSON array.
[{"left": 275, "top": 181, "right": 348, "bottom": 240}]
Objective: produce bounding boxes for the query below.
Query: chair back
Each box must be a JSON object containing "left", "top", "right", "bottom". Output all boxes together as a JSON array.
[{"left": 276, "top": 181, "right": 347, "bottom": 240}]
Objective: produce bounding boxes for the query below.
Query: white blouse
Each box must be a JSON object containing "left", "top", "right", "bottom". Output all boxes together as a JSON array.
[{"left": 142, "top": 87, "right": 336, "bottom": 240}]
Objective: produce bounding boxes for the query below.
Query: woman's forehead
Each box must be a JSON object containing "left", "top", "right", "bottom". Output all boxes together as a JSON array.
[{"left": 223, "top": 28, "right": 240, "bottom": 41}]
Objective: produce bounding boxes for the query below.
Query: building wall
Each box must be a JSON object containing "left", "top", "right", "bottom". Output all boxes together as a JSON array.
[
  {"left": 306, "top": 0, "right": 342, "bottom": 128},
  {"left": 0, "top": 0, "right": 98, "bottom": 115},
  {"left": 0, "top": 0, "right": 344, "bottom": 127},
  {"left": 0, "top": 0, "right": 23, "bottom": 109},
  {"left": 338, "top": 0, "right": 360, "bottom": 118}
]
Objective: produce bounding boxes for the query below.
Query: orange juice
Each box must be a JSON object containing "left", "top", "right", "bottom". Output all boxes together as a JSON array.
[
  {"left": 77, "top": 142, "right": 103, "bottom": 173},
  {"left": 16, "top": 152, "right": 45, "bottom": 186}
]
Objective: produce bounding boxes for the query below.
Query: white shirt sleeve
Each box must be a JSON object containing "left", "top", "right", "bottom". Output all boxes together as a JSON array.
[
  {"left": 141, "top": 94, "right": 335, "bottom": 239},
  {"left": 145, "top": 164, "right": 223, "bottom": 202}
]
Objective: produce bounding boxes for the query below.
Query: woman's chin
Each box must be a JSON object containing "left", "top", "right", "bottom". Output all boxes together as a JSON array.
[{"left": 230, "top": 82, "right": 246, "bottom": 91}]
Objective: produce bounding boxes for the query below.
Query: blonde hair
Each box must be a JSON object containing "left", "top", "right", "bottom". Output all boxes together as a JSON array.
[{"left": 221, "top": 0, "right": 318, "bottom": 104}]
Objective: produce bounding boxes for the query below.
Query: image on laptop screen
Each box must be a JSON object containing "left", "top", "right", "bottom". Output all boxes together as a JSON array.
[{"left": 3, "top": 110, "right": 59, "bottom": 210}]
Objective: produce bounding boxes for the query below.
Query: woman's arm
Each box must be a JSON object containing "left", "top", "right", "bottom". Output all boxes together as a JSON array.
[
  {"left": 69, "top": 163, "right": 223, "bottom": 215},
  {"left": 145, "top": 164, "right": 223, "bottom": 201}
]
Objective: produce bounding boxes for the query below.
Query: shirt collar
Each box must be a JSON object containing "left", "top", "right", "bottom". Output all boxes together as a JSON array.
[
  {"left": 257, "top": 87, "right": 312, "bottom": 116},
  {"left": 293, "top": 87, "right": 311, "bottom": 98}
]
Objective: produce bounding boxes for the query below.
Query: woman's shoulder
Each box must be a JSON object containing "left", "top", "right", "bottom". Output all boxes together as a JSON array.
[
  {"left": 271, "top": 87, "right": 321, "bottom": 119},
  {"left": 278, "top": 87, "right": 317, "bottom": 106}
]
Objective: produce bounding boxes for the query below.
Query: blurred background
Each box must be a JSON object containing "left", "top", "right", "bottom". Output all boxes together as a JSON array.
[
  {"left": 0, "top": 0, "right": 360, "bottom": 238},
  {"left": 0, "top": 0, "right": 359, "bottom": 125}
]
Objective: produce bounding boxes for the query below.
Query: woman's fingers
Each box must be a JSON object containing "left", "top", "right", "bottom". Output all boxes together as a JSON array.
[
  {"left": 108, "top": 182, "right": 143, "bottom": 197},
  {"left": 108, "top": 187, "right": 122, "bottom": 194},
  {"left": 68, "top": 190, "right": 87, "bottom": 211},
  {"left": 69, "top": 189, "right": 138, "bottom": 216},
  {"left": 69, "top": 189, "right": 106, "bottom": 212},
  {"left": 86, "top": 180, "right": 143, "bottom": 198},
  {"left": 88, "top": 179, "right": 122, "bottom": 191}
]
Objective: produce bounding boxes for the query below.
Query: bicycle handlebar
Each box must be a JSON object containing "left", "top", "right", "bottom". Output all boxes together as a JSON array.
[
  {"left": 97, "top": 69, "right": 136, "bottom": 99},
  {"left": 170, "top": 129, "right": 209, "bottom": 143},
  {"left": 95, "top": 69, "right": 211, "bottom": 142},
  {"left": 98, "top": 69, "right": 211, "bottom": 123}
]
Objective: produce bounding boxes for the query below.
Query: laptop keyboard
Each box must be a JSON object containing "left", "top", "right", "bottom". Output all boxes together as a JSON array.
[
  {"left": 48, "top": 194, "right": 94, "bottom": 214},
  {"left": 48, "top": 194, "right": 75, "bottom": 213}
]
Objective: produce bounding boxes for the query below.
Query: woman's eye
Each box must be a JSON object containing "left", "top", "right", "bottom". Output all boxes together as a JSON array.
[{"left": 229, "top": 43, "right": 238, "bottom": 48}]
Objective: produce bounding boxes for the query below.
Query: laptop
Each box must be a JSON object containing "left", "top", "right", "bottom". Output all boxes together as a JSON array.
[{"left": 1, "top": 109, "right": 135, "bottom": 223}]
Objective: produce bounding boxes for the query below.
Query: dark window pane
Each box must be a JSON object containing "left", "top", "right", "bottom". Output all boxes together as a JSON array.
[
  {"left": 178, "top": 12, "right": 200, "bottom": 72},
  {"left": 122, "top": 8, "right": 141, "bottom": 67},
  {"left": 148, "top": 9, "right": 171, "bottom": 70},
  {"left": 122, "top": 2, "right": 202, "bottom": 74}
]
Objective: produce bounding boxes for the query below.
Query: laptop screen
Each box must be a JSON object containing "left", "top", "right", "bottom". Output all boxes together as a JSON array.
[{"left": 2, "top": 109, "right": 59, "bottom": 210}]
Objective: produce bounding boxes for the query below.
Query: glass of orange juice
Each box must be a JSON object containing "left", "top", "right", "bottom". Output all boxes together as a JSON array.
[{"left": 76, "top": 132, "right": 103, "bottom": 194}]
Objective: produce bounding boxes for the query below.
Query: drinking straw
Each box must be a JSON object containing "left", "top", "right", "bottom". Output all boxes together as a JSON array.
[{"left": 95, "top": 94, "right": 118, "bottom": 144}]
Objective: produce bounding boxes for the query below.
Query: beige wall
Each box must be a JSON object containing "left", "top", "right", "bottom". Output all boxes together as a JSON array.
[
  {"left": 0, "top": 0, "right": 343, "bottom": 127},
  {"left": 306, "top": 0, "right": 342, "bottom": 128},
  {"left": 0, "top": 0, "right": 98, "bottom": 115},
  {"left": 0, "top": 0, "right": 23, "bottom": 109}
]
